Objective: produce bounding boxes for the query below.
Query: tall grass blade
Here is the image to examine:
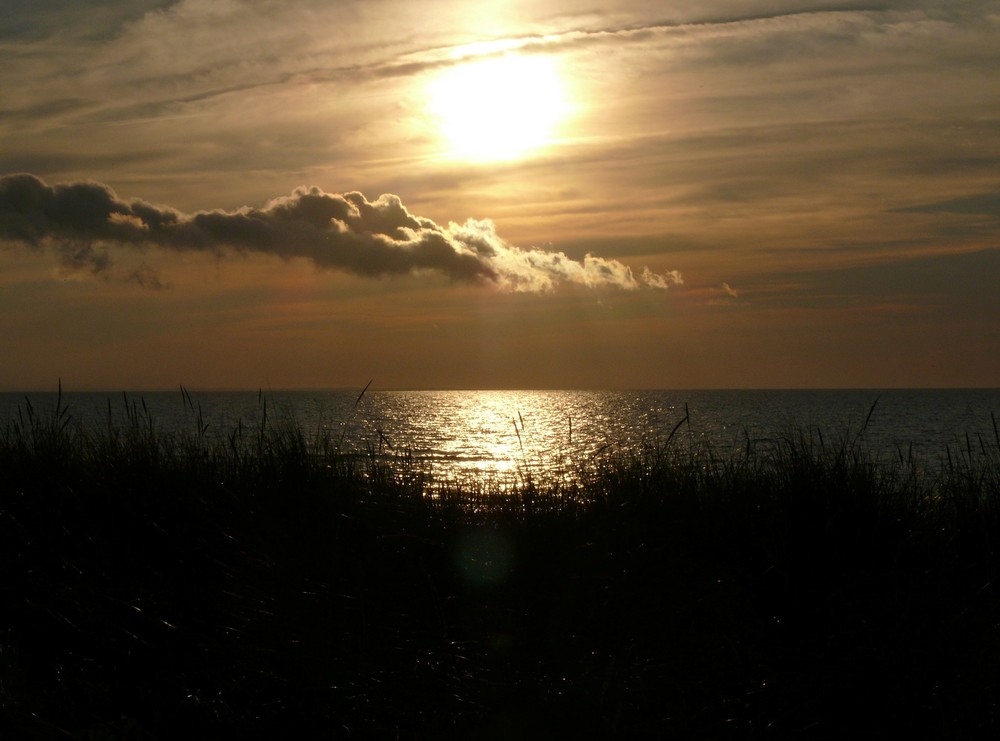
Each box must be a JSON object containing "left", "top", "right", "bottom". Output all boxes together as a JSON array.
[
  {"left": 513, "top": 417, "right": 524, "bottom": 456},
  {"left": 861, "top": 396, "right": 880, "bottom": 434},
  {"left": 664, "top": 405, "right": 690, "bottom": 449},
  {"left": 354, "top": 378, "right": 373, "bottom": 409},
  {"left": 336, "top": 379, "right": 374, "bottom": 454}
]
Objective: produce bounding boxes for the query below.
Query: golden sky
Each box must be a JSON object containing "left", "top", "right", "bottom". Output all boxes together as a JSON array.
[{"left": 2, "top": 1, "right": 999, "bottom": 389}]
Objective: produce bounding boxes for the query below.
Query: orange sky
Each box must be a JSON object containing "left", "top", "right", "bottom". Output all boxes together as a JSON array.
[{"left": 2, "top": 1, "right": 999, "bottom": 390}]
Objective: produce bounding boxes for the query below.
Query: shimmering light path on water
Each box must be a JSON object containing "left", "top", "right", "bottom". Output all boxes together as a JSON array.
[{"left": 3, "top": 389, "right": 999, "bottom": 487}]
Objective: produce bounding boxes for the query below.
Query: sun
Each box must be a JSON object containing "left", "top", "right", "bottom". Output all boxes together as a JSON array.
[{"left": 427, "top": 53, "right": 569, "bottom": 162}]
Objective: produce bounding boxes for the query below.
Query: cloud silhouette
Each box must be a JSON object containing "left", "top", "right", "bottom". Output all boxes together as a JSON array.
[{"left": 0, "top": 174, "right": 681, "bottom": 292}]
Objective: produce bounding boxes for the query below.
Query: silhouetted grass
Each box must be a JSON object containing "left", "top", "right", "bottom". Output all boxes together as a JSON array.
[{"left": 2, "top": 392, "right": 1000, "bottom": 738}]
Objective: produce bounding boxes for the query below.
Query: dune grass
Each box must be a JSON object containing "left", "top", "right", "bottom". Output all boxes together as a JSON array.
[{"left": 2, "top": 391, "right": 1000, "bottom": 738}]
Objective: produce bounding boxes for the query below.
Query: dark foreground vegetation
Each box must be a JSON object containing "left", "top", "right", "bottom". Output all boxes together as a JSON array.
[{"left": 3, "top": 392, "right": 1000, "bottom": 739}]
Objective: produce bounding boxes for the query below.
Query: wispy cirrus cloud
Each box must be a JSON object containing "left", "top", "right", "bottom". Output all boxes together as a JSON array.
[
  {"left": 9, "top": 2, "right": 990, "bottom": 127},
  {"left": 0, "top": 173, "right": 681, "bottom": 293}
]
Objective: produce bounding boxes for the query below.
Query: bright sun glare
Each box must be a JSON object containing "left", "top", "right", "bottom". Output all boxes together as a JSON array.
[{"left": 427, "top": 53, "right": 569, "bottom": 162}]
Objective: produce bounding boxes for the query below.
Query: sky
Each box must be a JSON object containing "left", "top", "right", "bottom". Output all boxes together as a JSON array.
[{"left": 1, "top": 0, "right": 999, "bottom": 390}]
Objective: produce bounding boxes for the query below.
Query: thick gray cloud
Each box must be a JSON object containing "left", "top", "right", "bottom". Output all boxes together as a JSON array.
[{"left": 0, "top": 173, "right": 681, "bottom": 292}]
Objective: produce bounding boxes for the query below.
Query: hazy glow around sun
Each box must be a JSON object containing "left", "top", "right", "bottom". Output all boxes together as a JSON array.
[{"left": 427, "top": 53, "right": 569, "bottom": 162}]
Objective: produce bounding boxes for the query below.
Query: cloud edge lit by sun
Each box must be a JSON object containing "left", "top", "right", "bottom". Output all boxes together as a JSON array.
[{"left": 0, "top": 174, "right": 682, "bottom": 294}]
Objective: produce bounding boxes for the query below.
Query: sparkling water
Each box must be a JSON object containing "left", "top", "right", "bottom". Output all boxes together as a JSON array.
[{"left": 3, "top": 388, "right": 998, "bottom": 486}]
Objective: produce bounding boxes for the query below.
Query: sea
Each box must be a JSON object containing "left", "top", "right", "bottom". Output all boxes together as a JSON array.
[{"left": 3, "top": 388, "right": 999, "bottom": 487}]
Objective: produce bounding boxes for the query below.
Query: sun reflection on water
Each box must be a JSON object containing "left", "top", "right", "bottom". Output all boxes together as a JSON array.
[
  {"left": 356, "top": 390, "right": 672, "bottom": 489},
  {"left": 10, "top": 388, "right": 990, "bottom": 495}
]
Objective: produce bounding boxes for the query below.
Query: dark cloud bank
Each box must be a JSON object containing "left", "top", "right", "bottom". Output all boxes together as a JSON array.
[{"left": 0, "top": 174, "right": 681, "bottom": 292}]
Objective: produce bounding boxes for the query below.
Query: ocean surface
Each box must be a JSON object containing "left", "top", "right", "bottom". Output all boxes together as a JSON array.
[{"left": 3, "top": 388, "right": 999, "bottom": 487}]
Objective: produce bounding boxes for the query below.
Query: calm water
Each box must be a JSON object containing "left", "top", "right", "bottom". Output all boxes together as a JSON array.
[{"left": 3, "top": 389, "right": 999, "bottom": 486}]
